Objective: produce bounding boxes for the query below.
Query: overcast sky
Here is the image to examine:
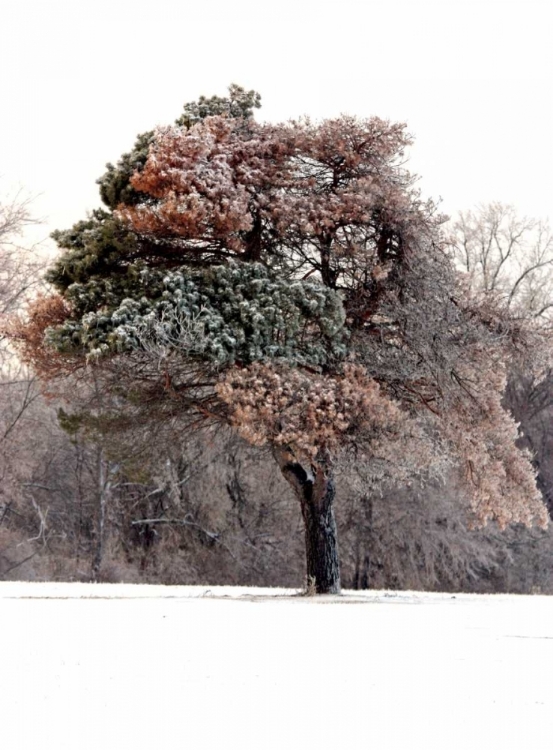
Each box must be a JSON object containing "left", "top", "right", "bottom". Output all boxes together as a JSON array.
[{"left": 2, "top": 0, "right": 552, "bottom": 247}]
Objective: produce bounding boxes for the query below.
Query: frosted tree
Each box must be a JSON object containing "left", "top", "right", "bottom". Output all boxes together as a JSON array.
[
  {"left": 450, "top": 203, "right": 553, "bottom": 514},
  {"left": 12, "top": 86, "right": 548, "bottom": 594},
  {"left": 449, "top": 202, "right": 553, "bottom": 319}
]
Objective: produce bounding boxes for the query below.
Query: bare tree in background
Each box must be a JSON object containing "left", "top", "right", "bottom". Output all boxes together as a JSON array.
[
  {"left": 449, "top": 202, "right": 553, "bottom": 319},
  {"left": 0, "top": 188, "right": 43, "bottom": 314},
  {"left": 0, "top": 187, "right": 47, "bottom": 573},
  {"left": 449, "top": 202, "right": 553, "bottom": 505},
  {"left": 448, "top": 203, "right": 553, "bottom": 588}
]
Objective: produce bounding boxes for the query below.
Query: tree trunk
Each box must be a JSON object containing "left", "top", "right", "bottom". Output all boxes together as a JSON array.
[
  {"left": 275, "top": 448, "right": 341, "bottom": 594},
  {"left": 92, "top": 449, "right": 111, "bottom": 581}
]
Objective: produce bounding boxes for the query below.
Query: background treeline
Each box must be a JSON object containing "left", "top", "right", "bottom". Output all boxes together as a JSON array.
[{"left": 2, "top": 197, "right": 553, "bottom": 592}]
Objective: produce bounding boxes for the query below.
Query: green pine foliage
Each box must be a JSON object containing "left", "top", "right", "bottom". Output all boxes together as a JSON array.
[
  {"left": 47, "top": 262, "right": 347, "bottom": 367},
  {"left": 97, "top": 131, "right": 155, "bottom": 210},
  {"left": 175, "top": 83, "right": 261, "bottom": 128},
  {"left": 48, "top": 210, "right": 140, "bottom": 291}
]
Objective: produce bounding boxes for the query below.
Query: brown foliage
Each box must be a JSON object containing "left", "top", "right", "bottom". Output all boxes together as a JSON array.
[
  {"left": 7, "top": 293, "right": 77, "bottom": 378},
  {"left": 119, "top": 114, "right": 436, "bottom": 283},
  {"left": 217, "top": 362, "right": 405, "bottom": 461}
]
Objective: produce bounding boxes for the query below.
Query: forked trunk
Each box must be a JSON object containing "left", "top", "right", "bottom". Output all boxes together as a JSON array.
[{"left": 275, "top": 448, "right": 341, "bottom": 594}]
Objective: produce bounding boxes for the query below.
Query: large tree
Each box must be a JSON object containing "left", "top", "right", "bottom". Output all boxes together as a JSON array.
[{"left": 13, "top": 86, "right": 548, "bottom": 593}]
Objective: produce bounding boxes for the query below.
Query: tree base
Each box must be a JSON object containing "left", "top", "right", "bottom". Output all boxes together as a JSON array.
[{"left": 275, "top": 448, "right": 341, "bottom": 595}]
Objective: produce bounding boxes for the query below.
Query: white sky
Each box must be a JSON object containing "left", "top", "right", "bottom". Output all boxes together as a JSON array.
[{"left": 1, "top": 0, "right": 552, "bottom": 247}]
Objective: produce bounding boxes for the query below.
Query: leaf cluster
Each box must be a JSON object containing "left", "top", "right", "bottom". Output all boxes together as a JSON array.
[
  {"left": 47, "top": 262, "right": 347, "bottom": 367},
  {"left": 96, "top": 84, "right": 261, "bottom": 212}
]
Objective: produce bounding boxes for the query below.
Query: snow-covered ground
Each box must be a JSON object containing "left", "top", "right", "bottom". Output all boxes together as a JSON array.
[{"left": 2, "top": 583, "right": 553, "bottom": 749}]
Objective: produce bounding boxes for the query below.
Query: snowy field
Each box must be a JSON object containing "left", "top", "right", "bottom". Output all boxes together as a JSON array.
[{"left": 2, "top": 583, "right": 553, "bottom": 749}]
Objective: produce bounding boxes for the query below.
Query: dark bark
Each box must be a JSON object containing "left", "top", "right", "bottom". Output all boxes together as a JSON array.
[
  {"left": 353, "top": 494, "right": 373, "bottom": 589},
  {"left": 243, "top": 213, "right": 263, "bottom": 262},
  {"left": 275, "top": 448, "right": 341, "bottom": 594},
  {"left": 319, "top": 234, "right": 338, "bottom": 288},
  {"left": 91, "top": 451, "right": 111, "bottom": 581}
]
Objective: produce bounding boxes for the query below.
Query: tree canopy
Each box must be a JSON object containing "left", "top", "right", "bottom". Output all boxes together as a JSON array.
[{"left": 13, "top": 85, "right": 548, "bottom": 593}]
